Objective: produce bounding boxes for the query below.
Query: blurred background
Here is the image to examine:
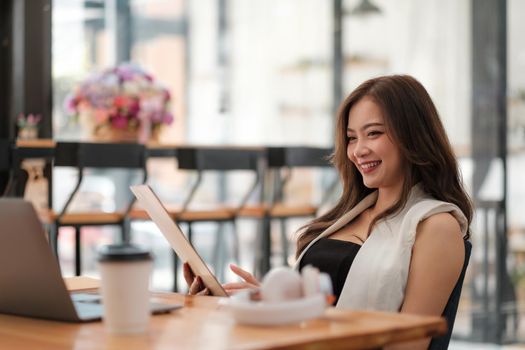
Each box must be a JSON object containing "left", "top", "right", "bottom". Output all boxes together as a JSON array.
[{"left": 1, "top": 0, "right": 524, "bottom": 347}]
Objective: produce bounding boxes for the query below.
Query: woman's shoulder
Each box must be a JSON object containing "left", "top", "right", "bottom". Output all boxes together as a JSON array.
[
  {"left": 413, "top": 212, "right": 465, "bottom": 272},
  {"left": 389, "top": 190, "right": 468, "bottom": 244},
  {"left": 417, "top": 212, "right": 462, "bottom": 240},
  {"left": 403, "top": 186, "right": 469, "bottom": 236}
]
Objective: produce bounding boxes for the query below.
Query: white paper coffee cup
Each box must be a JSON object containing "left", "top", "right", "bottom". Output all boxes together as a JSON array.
[{"left": 98, "top": 244, "right": 153, "bottom": 334}]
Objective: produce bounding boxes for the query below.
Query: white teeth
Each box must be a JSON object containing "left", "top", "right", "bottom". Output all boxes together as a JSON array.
[{"left": 361, "top": 161, "right": 381, "bottom": 169}]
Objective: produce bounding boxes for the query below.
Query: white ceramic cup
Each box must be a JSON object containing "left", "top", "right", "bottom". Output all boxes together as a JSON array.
[{"left": 98, "top": 244, "right": 153, "bottom": 334}]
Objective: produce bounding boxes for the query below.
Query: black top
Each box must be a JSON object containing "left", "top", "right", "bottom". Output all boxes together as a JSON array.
[{"left": 299, "top": 238, "right": 361, "bottom": 305}]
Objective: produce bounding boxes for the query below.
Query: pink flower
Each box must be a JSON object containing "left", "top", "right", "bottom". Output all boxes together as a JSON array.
[
  {"left": 163, "top": 90, "right": 171, "bottom": 102},
  {"left": 94, "top": 109, "right": 110, "bottom": 124},
  {"left": 113, "top": 95, "right": 128, "bottom": 108},
  {"left": 129, "top": 98, "right": 140, "bottom": 114},
  {"left": 16, "top": 113, "right": 42, "bottom": 128},
  {"left": 111, "top": 115, "right": 128, "bottom": 129},
  {"left": 27, "top": 114, "right": 41, "bottom": 125},
  {"left": 63, "top": 96, "right": 78, "bottom": 114},
  {"left": 163, "top": 112, "right": 174, "bottom": 125}
]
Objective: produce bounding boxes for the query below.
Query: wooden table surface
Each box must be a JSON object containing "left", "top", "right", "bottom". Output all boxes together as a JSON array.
[
  {"left": 15, "top": 138, "right": 267, "bottom": 151},
  {"left": 0, "top": 277, "right": 447, "bottom": 350}
]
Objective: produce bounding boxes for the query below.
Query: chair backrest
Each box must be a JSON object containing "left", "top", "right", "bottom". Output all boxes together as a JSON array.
[
  {"left": 0, "top": 139, "right": 29, "bottom": 197},
  {"left": 78, "top": 142, "right": 147, "bottom": 169},
  {"left": 267, "top": 146, "right": 335, "bottom": 205},
  {"left": 54, "top": 142, "right": 148, "bottom": 215},
  {"left": 0, "top": 139, "right": 11, "bottom": 172},
  {"left": 175, "top": 146, "right": 267, "bottom": 211},
  {"left": 0, "top": 139, "right": 13, "bottom": 196},
  {"left": 54, "top": 142, "right": 147, "bottom": 169},
  {"left": 176, "top": 146, "right": 265, "bottom": 171},
  {"left": 429, "top": 239, "right": 472, "bottom": 349},
  {"left": 267, "top": 146, "right": 333, "bottom": 168}
]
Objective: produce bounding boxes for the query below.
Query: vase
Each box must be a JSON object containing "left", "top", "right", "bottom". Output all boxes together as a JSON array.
[
  {"left": 18, "top": 126, "right": 38, "bottom": 140},
  {"left": 91, "top": 125, "right": 160, "bottom": 144},
  {"left": 149, "top": 127, "right": 162, "bottom": 144},
  {"left": 91, "top": 126, "right": 139, "bottom": 142}
]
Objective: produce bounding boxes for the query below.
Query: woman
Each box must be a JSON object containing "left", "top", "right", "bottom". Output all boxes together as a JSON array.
[{"left": 185, "top": 75, "right": 472, "bottom": 348}]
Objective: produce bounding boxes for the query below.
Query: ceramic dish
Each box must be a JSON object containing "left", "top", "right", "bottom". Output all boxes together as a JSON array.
[{"left": 221, "top": 293, "right": 326, "bottom": 326}]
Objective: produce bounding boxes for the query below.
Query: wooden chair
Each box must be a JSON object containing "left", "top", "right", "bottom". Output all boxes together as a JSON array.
[
  {"left": 130, "top": 146, "right": 267, "bottom": 291},
  {"left": 49, "top": 142, "right": 148, "bottom": 276},
  {"left": 260, "top": 146, "right": 338, "bottom": 270}
]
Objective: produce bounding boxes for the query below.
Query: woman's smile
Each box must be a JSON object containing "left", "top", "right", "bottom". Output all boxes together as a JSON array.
[{"left": 358, "top": 160, "right": 382, "bottom": 174}]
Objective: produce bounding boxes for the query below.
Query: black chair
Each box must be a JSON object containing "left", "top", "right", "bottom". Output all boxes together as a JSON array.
[
  {"left": 175, "top": 146, "right": 267, "bottom": 289},
  {"left": 0, "top": 139, "right": 13, "bottom": 195},
  {"left": 0, "top": 139, "right": 30, "bottom": 197},
  {"left": 131, "top": 146, "right": 267, "bottom": 291},
  {"left": 429, "top": 239, "right": 472, "bottom": 349},
  {"left": 0, "top": 140, "right": 10, "bottom": 167},
  {"left": 50, "top": 142, "right": 148, "bottom": 276},
  {"left": 259, "top": 146, "right": 337, "bottom": 270}
]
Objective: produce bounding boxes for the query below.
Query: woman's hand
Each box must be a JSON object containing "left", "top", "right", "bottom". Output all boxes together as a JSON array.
[
  {"left": 183, "top": 262, "right": 261, "bottom": 296},
  {"left": 223, "top": 264, "right": 261, "bottom": 295},
  {"left": 183, "top": 262, "right": 210, "bottom": 296}
]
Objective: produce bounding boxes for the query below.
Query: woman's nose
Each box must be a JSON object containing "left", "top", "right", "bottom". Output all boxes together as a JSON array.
[{"left": 353, "top": 140, "right": 370, "bottom": 158}]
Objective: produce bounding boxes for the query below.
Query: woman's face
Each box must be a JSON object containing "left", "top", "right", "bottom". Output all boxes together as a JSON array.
[{"left": 346, "top": 96, "right": 405, "bottom": 190}]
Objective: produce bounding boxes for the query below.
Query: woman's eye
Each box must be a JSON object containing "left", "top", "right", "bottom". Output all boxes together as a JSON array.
[
  {"left": 368, "top": 131, "right": 382, "bottom": 137},
  {"left": 347, "top": 136, "right": 357, "bottom": 142}
]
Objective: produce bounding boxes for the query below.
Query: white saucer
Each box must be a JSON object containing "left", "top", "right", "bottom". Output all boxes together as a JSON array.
[{"left": 221, "top": 293, "right": 326, "bottom": 326}]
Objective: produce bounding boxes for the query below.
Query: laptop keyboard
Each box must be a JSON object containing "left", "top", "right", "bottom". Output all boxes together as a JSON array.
[
  {"left": 71, "top": 293, "right": 102, "bottom": 304},
  {"left": 70, "top": 293, "right": 104, "bottom": 320},
  {"left": 71, "top": 292, "right": 182, "bottom": 320}
]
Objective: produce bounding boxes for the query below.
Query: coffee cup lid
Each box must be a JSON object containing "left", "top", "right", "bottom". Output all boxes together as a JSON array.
[{"left": 97, "top": 244, "right": 152, "bottom": 262}]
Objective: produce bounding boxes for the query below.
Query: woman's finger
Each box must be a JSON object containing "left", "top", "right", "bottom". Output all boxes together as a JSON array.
[
  {"left": 189, "top": 276, "right": 204, "bottom": 295},
  {"left": 224, "top": 289, "right": 238, "bottom": 296},
  {"left": 224, "top": 288, "right": 260, "bottom": 298},
  {"left": 229, "top": 264, "right": 260, "bottom": 286},
  {"left": 183, "top": 262, "right": 195, "bottom": 286},
  {"left": 222, "top": 282, "right": 258, "bottom": 290},
  {"left": 196, "top": 288, "right": 210, "bottom": 296}
]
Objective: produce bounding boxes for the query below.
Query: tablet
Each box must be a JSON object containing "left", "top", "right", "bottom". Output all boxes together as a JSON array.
[{"left": 130, "top": 185, "right": 228, "bottom": 297}]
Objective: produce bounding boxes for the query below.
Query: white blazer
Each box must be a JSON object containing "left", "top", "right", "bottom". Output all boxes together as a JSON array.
[{"left": 294, "top": 185, "right": 468, "bottom": 311}]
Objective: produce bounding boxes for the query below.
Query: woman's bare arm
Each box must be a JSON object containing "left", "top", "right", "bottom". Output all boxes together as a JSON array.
[{"left": 387, "top": 212, "right": 464, "bottom": 350}]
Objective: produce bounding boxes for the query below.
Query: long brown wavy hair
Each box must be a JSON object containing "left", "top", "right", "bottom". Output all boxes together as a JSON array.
[{"left": 296, "top": 75, "right": 473, "bottom": 257}]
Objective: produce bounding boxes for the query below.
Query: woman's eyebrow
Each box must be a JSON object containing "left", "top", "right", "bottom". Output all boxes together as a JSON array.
[{"left": 347, "top": 122, "right": 384, "bottom": 132}]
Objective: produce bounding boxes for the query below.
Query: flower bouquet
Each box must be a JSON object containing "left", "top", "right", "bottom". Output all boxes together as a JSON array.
[{"left": 64, "top": 63, "right": 174, "bottom": 143}]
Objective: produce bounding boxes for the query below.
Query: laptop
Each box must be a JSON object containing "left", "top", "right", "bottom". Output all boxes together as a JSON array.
[
  {"left": 130, "top": 185, "right": 228, "bottom": 297},
  {"left": 0, "top": 198, "right": 180, "bottom": 322}
]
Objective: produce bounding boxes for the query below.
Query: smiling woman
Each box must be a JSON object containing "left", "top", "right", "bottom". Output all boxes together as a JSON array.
[
  {"left": 294, "top": 75, "right": 473, "bottom": 349},
  {"left": 184, "top": 74, "right": 474, "bottom": 350}
]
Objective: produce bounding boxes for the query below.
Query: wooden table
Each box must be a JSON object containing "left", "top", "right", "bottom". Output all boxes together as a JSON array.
[{"left": 0, "top": 277, "right": 447, "bottom": 350}]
